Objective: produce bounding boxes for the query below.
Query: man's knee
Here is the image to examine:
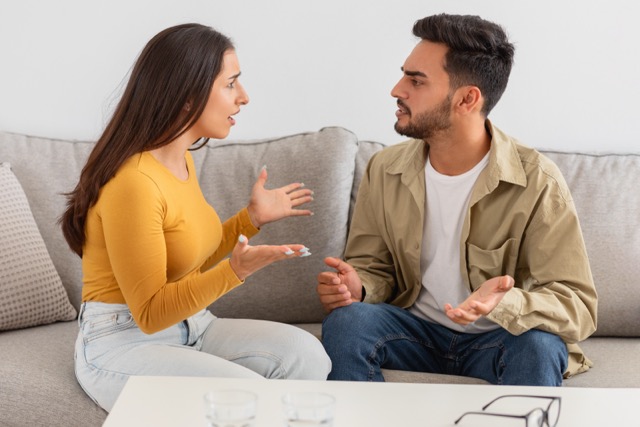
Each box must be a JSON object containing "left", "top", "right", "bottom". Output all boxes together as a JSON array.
[
  {"left": 504, "top": 330, "right": 567, "bottom": 386},
  {"left": 322, "top": 303, "right": 380, "bottom": 341}
]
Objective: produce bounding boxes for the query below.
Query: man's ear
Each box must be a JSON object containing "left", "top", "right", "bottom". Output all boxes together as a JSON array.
[{"left": 454, "top": 86, "right": 483, "bottom": 114}]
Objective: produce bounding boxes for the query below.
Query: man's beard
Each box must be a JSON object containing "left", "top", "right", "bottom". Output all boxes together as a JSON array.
[{"left": 394, "top": 95, "right": 452, "bottom": 140}]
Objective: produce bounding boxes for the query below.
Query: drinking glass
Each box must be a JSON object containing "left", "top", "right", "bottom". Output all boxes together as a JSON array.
[
  {"left": 203, "top": 390, "right": 257, "bottom": 427},
  {"left": 282, "top": 391, "right": 335, "bottom": 427}
]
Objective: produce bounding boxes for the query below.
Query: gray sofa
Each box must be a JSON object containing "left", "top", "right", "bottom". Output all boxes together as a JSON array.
[{"left": 0, "top": 127, "right": 638, "bottom": 426}]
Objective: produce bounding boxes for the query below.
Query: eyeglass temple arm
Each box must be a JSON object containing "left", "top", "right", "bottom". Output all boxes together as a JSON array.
[
  {"left": 455, "top": 411, "right": 528, "bottom": 425},
  {"left": 482, "top": 394, "right": 561, "bottom": 410}
]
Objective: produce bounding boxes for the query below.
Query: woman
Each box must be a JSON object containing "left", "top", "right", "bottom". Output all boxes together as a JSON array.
[{"left": 60, "top": 23, "right": 331, "bottom": 412}]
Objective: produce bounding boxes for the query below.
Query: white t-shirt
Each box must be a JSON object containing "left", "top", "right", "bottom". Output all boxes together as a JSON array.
[{"left": 409, "top": 152, "right": 499, "bottom": 333}]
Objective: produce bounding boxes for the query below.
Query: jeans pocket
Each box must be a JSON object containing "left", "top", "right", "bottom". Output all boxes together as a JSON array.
[{"left": 82, "top": 312, "right": 135, "bottom": 343}]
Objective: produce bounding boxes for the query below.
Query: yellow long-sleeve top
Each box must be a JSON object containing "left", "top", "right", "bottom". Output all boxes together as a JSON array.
[{"left": 82, "top": 151, "right": 259, "bottom": 334}]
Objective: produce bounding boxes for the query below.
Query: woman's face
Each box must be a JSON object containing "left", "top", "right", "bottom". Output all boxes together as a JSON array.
[{"left": 191, "top": 50, "right": 249, "bottom": 140}]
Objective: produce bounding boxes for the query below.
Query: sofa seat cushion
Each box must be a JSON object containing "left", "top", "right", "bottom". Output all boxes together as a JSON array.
[
  {"left": 0, "top": 322, "right": 106, "bottom": 426},
  {"left": 563, "top": 337, "right": 640, "bottom": 387}
]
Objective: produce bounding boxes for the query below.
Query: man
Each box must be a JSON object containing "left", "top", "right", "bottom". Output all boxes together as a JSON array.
[{"left": 317, "top": 13, "right": 597, "bottom": 386}]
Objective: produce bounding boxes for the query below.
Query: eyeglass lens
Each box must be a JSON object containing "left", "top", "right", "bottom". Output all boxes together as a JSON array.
[
  {"left": 527, "top": 408, "right": 545, "bottom": 427},
  {"left": 547, "top": 398, "right": 560, "bottom": 427}
]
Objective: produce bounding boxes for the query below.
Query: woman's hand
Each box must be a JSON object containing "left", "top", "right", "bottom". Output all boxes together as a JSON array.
[
  {"left": 229, "top": 234, "right": 311, "bottom": 281},
  {"left": 247, "top": 166, "right": 313, "bottom": 228}
]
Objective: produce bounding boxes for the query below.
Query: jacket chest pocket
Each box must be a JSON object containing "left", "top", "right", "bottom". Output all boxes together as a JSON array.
[{"left": 466, "top": 238, "right": 520, "bottom": 287}]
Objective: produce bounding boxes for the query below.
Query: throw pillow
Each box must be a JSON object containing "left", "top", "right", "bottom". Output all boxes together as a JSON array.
[{"left": 0, "top": 162, "right": 76, "bottom": 331}]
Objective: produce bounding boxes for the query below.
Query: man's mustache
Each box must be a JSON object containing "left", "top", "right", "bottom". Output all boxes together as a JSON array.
[{"left": 397, "top": 100, "right": 411, "bottom": 115}]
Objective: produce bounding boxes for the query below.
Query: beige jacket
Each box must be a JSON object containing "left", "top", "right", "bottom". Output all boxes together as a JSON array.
[{"left": 347, "top": 121, "right": 597, "bottom": 377}]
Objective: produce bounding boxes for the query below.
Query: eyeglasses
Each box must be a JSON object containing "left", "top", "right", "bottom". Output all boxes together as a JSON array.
[{"left": 454, "top": 394, "right": 561, "bottom": 427}]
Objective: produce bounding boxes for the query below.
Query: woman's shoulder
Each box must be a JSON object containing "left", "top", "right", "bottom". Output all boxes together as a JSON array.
[{"left": 102, "top": 153, "right": 162, "bottom": 198}]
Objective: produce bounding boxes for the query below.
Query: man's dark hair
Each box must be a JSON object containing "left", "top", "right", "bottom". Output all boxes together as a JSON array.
[{"left": 413, "top": 14, "right": 515, "bottom": 116}]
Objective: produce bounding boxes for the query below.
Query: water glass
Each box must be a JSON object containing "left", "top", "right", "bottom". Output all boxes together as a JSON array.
[
  {"left": 282, "top": 392, "right": 335, "bottom": 427},
  {"left": 203, "top": 390, "right": 257, "bottom": 427}
]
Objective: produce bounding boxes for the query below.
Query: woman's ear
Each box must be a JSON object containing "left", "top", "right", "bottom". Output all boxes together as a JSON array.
[{"left": 184, "top": 101, "right": 192, "bottom": 112}]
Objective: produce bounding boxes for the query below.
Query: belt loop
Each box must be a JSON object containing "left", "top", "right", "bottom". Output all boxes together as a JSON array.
[{"left": 77, "top": 302, "right": 86, "bottom": 325}]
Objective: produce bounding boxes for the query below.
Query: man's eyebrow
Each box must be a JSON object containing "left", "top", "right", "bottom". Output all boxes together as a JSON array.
[{"left": 400, "top": 67, "right": 427, "bottom": 78}]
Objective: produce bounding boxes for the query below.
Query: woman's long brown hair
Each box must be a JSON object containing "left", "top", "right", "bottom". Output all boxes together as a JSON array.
[{"left": 59, "top": 23, "right": 233, "bottom": 256}]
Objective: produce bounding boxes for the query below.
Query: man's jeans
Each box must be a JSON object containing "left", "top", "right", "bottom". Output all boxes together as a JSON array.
[{"left": 322, "top": 303, "right": 567, "bottom": 386}]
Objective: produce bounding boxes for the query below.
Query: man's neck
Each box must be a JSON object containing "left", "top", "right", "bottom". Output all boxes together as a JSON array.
[{"left": 425, "top": 121, "right": 491, "bottom": 176}]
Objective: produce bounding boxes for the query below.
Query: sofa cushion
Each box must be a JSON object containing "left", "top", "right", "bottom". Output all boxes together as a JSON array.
[
  {"left": 542, "top": 151, "right": 640, "bottom": 337},
  {"left": 192, "top": 127, "right": 360, "bottom": 323},
  {"left": 0, "top": 321, "right": 107, "bottom": 426},
  {"left": 0, "top": 132, "right": 94, "bottom": 312},
  {"left": 0, "top": 163, "right": 76, "bottom": 330}
]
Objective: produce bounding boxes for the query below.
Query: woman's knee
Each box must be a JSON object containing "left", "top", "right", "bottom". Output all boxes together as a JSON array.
[{"left": 283, "top": 327, "right": 331, "bottom": 380}]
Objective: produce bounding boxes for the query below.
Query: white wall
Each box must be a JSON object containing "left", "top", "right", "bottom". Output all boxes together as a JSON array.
[{"left": 1, "top": 0, "right": 638, "bottom": 152}]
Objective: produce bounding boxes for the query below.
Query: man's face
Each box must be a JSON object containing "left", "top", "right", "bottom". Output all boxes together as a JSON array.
[{"left": 391, "top": 40, "right": 453, "bottom": 140}]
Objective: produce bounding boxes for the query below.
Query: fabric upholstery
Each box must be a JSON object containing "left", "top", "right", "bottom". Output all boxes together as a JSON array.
[
  {"left": 0, "top": 163, "right": 76, "bottom": 330},
  {"left": 542, "top": 151, "right": 640, "bottom": 337},
  {"left": 193, "top": 127, "right": 360, "bottom": 323},
  {"left": 0, "top": 132, "right": 93, "bottom": 311},
  {"left": 1, "top": 130, "right": 639, "bottom": 427},
  {"left": 0, "top": 321, "right": 107, "bottom": 426}
]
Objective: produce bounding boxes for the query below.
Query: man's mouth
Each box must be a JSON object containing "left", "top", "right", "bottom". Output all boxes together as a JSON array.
[{"left": 396, "top": 101, "right": 410, "bottom": 117}]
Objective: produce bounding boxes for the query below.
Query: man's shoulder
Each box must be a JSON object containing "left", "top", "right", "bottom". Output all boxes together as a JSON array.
[
  {"left": 491, "top": 123, "right": 565, "bottom": 183},
  {"left": 516, "top": 144, "right": 566, "bottom": 182},
  {"left": 510, "top": 141, "right": 572, "bottom": 202}
]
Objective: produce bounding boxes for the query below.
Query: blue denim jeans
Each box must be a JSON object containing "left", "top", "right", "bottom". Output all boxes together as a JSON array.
[
  {"left": 322, "top": 303, "right": 567, "bottom": 386},
  {"left": 75, "top": 302, "right": 331, "bottom": 411}
]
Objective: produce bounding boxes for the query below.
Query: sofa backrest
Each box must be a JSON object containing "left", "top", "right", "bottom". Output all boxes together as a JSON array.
[
  {"left": 0, "top": 127, "right": 382, "bottom": 324},
  {"left": 542, "top": 150, "right": 640, "bottom": 337},
  {"left": 2, "top": 129, "right": 637, "bottom": 336}
]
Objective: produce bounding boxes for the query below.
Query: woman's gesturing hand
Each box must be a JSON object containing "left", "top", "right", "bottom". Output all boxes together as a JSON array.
[
  {"left": 247, "top": 166, "right": 313, "bottom": 228},
  {"left": 229, "top": 234, "right": 311, "bottom": 281}
]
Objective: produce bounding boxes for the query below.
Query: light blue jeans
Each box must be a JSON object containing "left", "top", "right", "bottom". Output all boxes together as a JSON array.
[
  {"left": 75, "top": 302, "right": 331, "bottom": 411},
  {"left": 322, "top": 303, "right": 568, "bottom": 386}
]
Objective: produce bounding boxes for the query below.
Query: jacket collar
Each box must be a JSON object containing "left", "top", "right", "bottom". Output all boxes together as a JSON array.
[{"left": 385, "top": 120, "right": 527, "bottom": 192}]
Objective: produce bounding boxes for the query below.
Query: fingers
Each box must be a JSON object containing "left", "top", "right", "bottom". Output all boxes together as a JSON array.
[
  {"left": 445, "top": 305, "right": 481, "bottom": 325},
  {"left": 236, "top": 234, "right": 249, "bottom": 251},
  {"left": 323, "top": 257, "right": 355, "bottom": 274},
  {"left": 256, "top": 166, "right": 268, "bottom": 187},
  {"left": 316, "top": 282, "right": 353, "bottom": 312},
  {"left": 499, "top": 275, "right": 515, "bottom": 291},
  {"left": 318, "top": 271, "right": 340, "bottom": 285},
  {"left": 287, "top": 208, "right": 313, "bottom": 217},
  {"left": 288, "top": 188, "right": 313, "bottom": 202}
]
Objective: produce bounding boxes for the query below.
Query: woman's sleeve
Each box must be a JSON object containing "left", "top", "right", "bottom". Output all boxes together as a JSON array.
[
  {"left": 200, "top": 207, "right": 260, "bottom": 272},
  {"left": 100, "top": 173, "right": 248, "bottom": 334}
]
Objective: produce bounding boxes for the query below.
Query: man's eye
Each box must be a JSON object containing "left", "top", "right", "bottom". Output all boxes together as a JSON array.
[{"left": 411, "top": 79, "right": 422, "bottom": 86}]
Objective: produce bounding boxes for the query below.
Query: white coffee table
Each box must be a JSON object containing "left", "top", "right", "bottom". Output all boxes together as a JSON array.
[{"left": 104, "top": 376, "right": 637, "bottom": 426}]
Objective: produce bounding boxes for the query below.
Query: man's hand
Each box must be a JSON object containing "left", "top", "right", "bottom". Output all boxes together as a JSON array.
[
  {"left": 444, "top": 275, "right": 514, "bottom": 325},
  {"left": 316, "top": 257, "right": 363, "bottom": 312}
]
